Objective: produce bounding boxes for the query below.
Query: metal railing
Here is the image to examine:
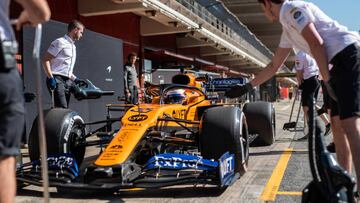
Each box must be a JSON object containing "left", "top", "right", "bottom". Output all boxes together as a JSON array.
[{"left": 174, "top": 0, "right": 272, "bottom": 61}]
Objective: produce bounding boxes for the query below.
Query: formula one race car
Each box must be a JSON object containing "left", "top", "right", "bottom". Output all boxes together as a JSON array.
[{"left": 17, "top": 72, "right": 275, "bottom": 192}]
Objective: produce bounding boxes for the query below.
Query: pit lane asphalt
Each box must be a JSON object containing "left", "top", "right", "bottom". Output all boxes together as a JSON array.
[{"left": 16, "top": 99, "right": 337, "bottom": 203}]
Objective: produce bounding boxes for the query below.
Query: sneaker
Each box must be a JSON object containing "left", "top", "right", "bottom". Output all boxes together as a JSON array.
[
  {"left": 354, "top": 191, "right": 360, "bottom": 203},
  {"left": 324, "top": 124, "right": 331, "bottom": 136},
  {"left": 326, "top": 142, "right": 336, "bottom": 153},
  {"left": 297, "top": 133, "right": 309, "bottom": 141}
]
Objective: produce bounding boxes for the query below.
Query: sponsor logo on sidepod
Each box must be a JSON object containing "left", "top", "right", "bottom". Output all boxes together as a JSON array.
[{"left": 128, "top": 114, "right": 148, "bottom": 122}]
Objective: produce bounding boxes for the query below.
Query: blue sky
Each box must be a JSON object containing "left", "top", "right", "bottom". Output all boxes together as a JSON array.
[{"left": 308, "top": 0, "right": 360, "bottom": 32}]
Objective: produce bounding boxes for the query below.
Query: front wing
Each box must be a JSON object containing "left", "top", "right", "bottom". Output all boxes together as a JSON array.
[{"left": 17, "top": 152, "right": 237, "bottom": 191}]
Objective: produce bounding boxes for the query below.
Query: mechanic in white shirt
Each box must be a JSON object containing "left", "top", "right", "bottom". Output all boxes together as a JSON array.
[
  {"left": 295, "top": 51, "right": 319, "bottom": 84},
  {"left": 225, "top": 0, "right": 360, "bottom": 193},
  {"left": 42, "top": 20, "right": 84, "bottom": 108},
  {"left": 295, "top": 51, "right": 332, "bottom": 139},
  {"left": 294, "top": 50, "right": 320, "bottom": 139}
]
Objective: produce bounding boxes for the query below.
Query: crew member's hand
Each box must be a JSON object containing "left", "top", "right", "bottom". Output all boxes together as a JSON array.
[
  {"left": 15, "top": 10, "right": 31, "bottom": 30},
  {"left": 225, "top": 83, "right": 253, "bottom": 98},
  {"left": 74, "top": 78, "right": 86, "bottom": 85},
  {"left": 323, "top": 80, "right": 338, "bottom": 102},
  {"left": 47, "top": 77, "right": 57, "bottom": 90},
  {"left": 126, "top": 92, "right": 131, "bottom": 98}
]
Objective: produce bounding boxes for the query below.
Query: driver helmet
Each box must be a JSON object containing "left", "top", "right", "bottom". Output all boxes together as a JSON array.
[{"left": 164, "top": 89, "right": 186, "bottom": 104}]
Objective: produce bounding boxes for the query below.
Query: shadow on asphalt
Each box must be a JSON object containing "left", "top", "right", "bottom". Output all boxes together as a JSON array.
[
  {"left": 17, "top": 188, "right": 123, "bottom": 202},
  {"left": 17, "top": 186, "right": 225, "bottom": 201},
  {"left": 115, "top": 186, "right": 226, "bottom": 198},
  {"left": 273, "top": 138, "right": 295, "bottom": 143}
]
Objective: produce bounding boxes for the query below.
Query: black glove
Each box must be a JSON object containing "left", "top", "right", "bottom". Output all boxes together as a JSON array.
[
  {"left": 225, "top": 83, "right": 253, "bottom": 98},
  {"left": 47, "top": 77, "right": 57, "bottom": 90},
  {"left": 323, "top": 80, "right": 338, "bottom": 102}
]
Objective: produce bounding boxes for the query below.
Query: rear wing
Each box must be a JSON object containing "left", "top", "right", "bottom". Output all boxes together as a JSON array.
[{"left": 204, "top": 77, "right": 248, "bottom": 92}]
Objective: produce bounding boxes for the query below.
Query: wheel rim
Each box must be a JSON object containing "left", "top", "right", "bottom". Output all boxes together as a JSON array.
[
  {"left": 242, "top": 125, "right": 249, "bottom": 165},
  {"left": 69, "top": 122, "right": 86, "bottom": 165},
  {"left": 240, "top": 119, "right": 249, "bottom": 174}
]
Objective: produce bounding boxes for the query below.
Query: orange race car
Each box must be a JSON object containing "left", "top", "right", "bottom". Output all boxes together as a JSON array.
[{"left": 17, "top": 71, "right": 275, "bottom": 192}]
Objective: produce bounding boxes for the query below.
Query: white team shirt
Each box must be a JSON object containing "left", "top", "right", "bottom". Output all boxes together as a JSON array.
[
  {"left": 279, "top": 0, "right": 360, "bottom": 62},
  {"left": 47, "top": 35, "right": 76, "bottom": 79},
  {"left": 295, "top": 51, "right": 318, "bottom": 80}
]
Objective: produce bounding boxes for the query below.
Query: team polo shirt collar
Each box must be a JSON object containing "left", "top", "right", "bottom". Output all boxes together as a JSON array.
[{"left": 64, "top": 34, "right": 74, "bottom": 44}]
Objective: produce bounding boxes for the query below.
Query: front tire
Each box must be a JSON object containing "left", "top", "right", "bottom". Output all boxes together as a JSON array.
[
  {"left": 28, "top": 108, "right": 86, "bottom": 166},
  {"left": 200, "top": 106, "right": 249, "bottom": 176}
]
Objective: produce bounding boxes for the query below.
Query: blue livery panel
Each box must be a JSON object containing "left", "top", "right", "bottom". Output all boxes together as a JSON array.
[
  {"left": 218, "top": 152, "right": 235, "bottom": 187},
  {"left": 144, "top": 153, "right": 218, "bottom": 171},
  {"left": 205, "top": 77, "right": 247, "bottom": 91}
]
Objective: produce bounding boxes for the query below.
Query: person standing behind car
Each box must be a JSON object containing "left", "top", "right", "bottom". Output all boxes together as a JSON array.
[
  {"left": 295, "top": 50, "right": 320, "bottom": 139},
  {"left": 42, "top": 20, "right": 85, "bottom": 108},
  {"left": 0, "top": 1, "right": 50, "bottom": 202},
  {"left": 124, "top": 52, "right": 139, "bottom": 104}
]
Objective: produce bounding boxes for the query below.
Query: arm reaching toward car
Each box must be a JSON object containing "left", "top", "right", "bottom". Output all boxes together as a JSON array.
[{"left": 225, "top": 47, "right": 291, "bottom": 98}]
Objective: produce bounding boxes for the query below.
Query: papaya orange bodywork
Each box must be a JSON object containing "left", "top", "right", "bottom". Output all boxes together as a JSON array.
[{"left": 95, "top": 98, "right": 210, "bottom": 166}]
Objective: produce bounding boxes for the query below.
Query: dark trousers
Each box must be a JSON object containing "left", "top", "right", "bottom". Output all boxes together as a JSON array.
[
  {"left": 301, "top": 76, "right": 320, "bottom": 107},
  {"left": 126, "top": 86, "right": 138, "bottom": 104},
  {"left": 47, "top": 75, "right": 72, "bottom": 108}
]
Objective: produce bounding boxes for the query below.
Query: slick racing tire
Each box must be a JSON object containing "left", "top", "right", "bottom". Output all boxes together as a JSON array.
[
  {"left": 200, "top": 106, "right": 249, "bottom": 176},
  {"left": 243, "top": 101, "right": 276, "bottom": 146},
  {"left": 28, "top": 108, "right": 86, "bottom": 166}
]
